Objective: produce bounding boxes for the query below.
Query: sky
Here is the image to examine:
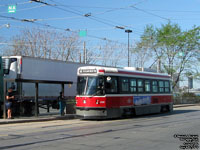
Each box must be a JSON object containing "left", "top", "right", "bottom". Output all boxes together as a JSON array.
[
  {"left": 0, "top": 0, "right": 200, "bottom": 43},
  {"left": 0, "top": 0, "right": 200, "bottom": 88}
]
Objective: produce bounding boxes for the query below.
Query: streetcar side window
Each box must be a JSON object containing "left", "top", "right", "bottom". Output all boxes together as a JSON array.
[
  {"left": 159, "top": 81, "right": 164, "bottom": 93},
  {"left": 121, "top": 78, "right": 129, "bottom": 93},
  {"left": 137, "top": 79, "right": 144, "bottom": 93},
  {"left": 145, "top": 80, "right": 151, "bottom": 93},
  {"left": 164, "top": 81, "right": 170, "bottom": 93},
  {"left": 130, "top": 79, "right": 137, "bottom": 93},
  {"left": 152, "top": 80, "right": 158, "bottom": 93},
  {"left": 105, "top": 76, "right": 118, "bottom": 94}
]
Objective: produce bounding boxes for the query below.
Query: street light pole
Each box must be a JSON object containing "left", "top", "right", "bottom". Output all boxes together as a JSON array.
[{"left": 125, "top": 29, "right": 132, "bottom": 67}]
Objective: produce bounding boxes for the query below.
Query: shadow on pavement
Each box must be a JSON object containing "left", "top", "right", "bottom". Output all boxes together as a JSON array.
[{"left": 95, "top": 108, "right": 200, "bottom": 121}]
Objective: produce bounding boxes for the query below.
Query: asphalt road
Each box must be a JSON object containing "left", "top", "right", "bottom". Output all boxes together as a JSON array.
[{"left": 0, "top": 106, "right": 200, "bottom": 150}]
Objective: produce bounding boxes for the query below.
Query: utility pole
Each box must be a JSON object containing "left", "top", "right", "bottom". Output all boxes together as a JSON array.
[
  {"left": 0, "top": 57, "right": 4, "bottom": 113},
  {"left": 79, "top": 52, "right": 82, "bottom": 63},
  {"left": 0, "top": 57, "right": 6, "bottom": 119},
  {"left": 125, "top": 29, "right": 132, "bottom": 67},
  {"left": 83, "top": 41, "right": 87, "bottom": 64},
  {"left": 157, "top": 58, "right": 161, "bottom": 73}
]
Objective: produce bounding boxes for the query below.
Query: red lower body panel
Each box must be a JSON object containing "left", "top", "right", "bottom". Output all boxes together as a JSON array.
[{"left": 76, "top": 95, "right": 172, "bottom": 108}]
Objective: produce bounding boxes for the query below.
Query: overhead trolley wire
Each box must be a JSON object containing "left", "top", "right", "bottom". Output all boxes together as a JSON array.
[
  {"left": 0, "top": 14, "right": 127, "bottom": 45},
  {"left": 0, "top": 1, "right": 31, "bottom": 7},
  {"left": 45, "top": 1, "right": 125, "bottom": 29},
  {"left": 38, "top": 0, "right": 130, "bottom": 30},
  {"left": 45, "top": 1, "right": 199, "bottom": 23},
  {"left": 47, "top": 0, "right": 138, "bottom": 30},
  {"left": 29, "top": 0, "right": 161, "bottom": 37},
  {"left": 45, "top": 0, "right": 159, "bottom": 34},
  {"left": 130, "top": 6, "right": 170, "bottom": 21}
]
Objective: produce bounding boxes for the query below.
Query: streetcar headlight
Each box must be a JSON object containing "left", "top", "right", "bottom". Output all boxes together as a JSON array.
[{"left": 83, "top": 100, "right": 86, "bottom": 104}]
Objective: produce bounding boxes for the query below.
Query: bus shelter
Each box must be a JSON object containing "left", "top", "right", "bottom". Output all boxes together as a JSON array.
[{"left": 3, "top": 78, "right": 73, "bottom": 119}]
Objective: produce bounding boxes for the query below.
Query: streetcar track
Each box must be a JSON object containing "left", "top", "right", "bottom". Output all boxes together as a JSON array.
[
  {"left": 0, "top": 108, "right": 199, "bottom": 146},
  {"left": 1, "top": 115, "right": 199, "bottom": 150},
  {"left": 1, "top": 114, "right": 200, "bottom": 142},
  {"left": 1, "top": 110, "right": 200, "bottom": 139},
  {"left": 0, "top": 129, "right": 113, "bottom": 149}
]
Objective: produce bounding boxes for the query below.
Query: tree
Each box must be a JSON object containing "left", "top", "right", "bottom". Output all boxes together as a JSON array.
[
  {"left": 134, "top": 22, "right": 200, "bottom": 89},
  {"left": 0, "top": 36, "right": 6, "bottom": 55},
  {"left": 98, "top": 41, "right": 126, "bottom": 67},
  {"left": 4, "top": 28, "right": 82, "bottom": 62}
]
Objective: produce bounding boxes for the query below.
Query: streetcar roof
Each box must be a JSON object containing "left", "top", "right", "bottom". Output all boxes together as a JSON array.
[{"left": 78, "top": 66, "right": 171, "bottom": 79}]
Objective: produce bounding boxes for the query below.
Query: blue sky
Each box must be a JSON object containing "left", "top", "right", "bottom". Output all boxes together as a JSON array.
[
  {"left": 0, "top": 0, "right": 200, "bottom": 43},
  {"left": 0, "top": 0, "right": 200, "bottom": 88}
]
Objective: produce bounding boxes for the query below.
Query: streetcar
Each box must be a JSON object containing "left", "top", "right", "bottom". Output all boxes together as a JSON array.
[{"left": 76, "top": 66, "right": 173, "bottom": 119}]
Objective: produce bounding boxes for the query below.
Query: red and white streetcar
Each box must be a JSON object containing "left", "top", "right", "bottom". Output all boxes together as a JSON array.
[{"left": 76, "top": 66, "right": 173, "bottom": 119}]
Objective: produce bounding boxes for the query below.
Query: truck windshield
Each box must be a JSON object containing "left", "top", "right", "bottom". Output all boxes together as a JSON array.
[{"left": 77, "top": 76, "right": 104, "bottom": 96}]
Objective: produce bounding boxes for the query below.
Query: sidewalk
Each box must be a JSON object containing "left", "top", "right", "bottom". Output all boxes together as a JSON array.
[
  {"left": 173, "top": 103, "right": 199, "bottom": 108},
  {"left": 0, "top": 104, "right": 199, "bottom": 125},
  {"left": 0, "top": 114, "right": 77, "bottom": 125}
]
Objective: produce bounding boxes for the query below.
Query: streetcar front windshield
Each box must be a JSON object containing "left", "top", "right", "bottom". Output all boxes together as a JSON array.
[{"left": 77, "top": 76, "right": 104, "bottom": 96}]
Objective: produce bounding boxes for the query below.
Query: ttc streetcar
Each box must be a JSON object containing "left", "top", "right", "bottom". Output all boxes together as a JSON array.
[{"left": 76, "top": 66, "right": 173, "bottom": 119}]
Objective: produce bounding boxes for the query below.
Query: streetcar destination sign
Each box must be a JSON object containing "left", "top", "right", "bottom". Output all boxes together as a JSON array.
[{"left": 79, "top": 69, "right": 97, "bottom": 74}]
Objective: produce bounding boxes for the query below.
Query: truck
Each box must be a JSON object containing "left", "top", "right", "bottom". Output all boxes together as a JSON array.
[{"left": 0, "top": 56, "right": 85, "bottom": 116}]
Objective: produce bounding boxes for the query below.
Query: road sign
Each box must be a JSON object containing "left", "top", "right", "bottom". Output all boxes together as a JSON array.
[
  {"left": 8, "top": 5, "right": 16, "bottom": 13},
  {"left": 79, "top": 30, "right": 87, "bottom": 37}
]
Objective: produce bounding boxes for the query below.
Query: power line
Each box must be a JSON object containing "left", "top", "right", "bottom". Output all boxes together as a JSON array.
[
  {"left": 50, "top": 3, "right": 123, "bottom": 28},
  {"left": 45, "top": 0, "right": 164, "bottom": 36},
  {"left": 131, "top": 6, "right": 170, "bottom": 21},
  {"left": 0, "top": 42, "right": 131, "bottom": 49},
  {"left": 1, "top": 14, "right": 194, "bottom": 41},
  {"left": 38, "top": 1, "right": 200, "bottom": 14},
  {"left": 26, "top": 1, "right": 199, "bottom": 25},
  {"left": 48, "top": 0, "right": 147, "bottom": 13},
  {"left": 0, "top": 1, "right": 31, "bottom": 7},
  {"left": 0, "top": 15, "right": 127, "bottom": 45},
  {"left": 36, "top": 16, "right": 83, "bottom": 21},
  {"left": 29, "top": 0, "right": 161, "bottom": 40},
  {"left": 33, "top": 0, "right": 133, "bottom": 31},
  {"left": 140, "top": 9, "right": 200, "bottom": 14}
]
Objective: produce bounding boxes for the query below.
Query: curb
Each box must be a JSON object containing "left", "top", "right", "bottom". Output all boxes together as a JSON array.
[
  {"left": 173, "top": 104, "right": 199, "bottom": 108},
  {"left": 0, "top": 114, "right": 77, "bottom": 125},
  {"left": 1, "top": 104, "right": 199, "bottom": 125}
]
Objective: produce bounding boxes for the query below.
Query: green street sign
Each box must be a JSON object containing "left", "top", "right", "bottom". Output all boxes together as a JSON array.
[
  {"left": 79, "top": 30, "right": 87, "bottom": 37},
  {"left": 8, "top": 5, "right": 16, "bottom": 13}
]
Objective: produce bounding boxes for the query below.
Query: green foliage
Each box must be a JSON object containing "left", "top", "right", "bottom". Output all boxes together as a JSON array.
[
  {"left": 182, "top": 92, "right": 196, "bottom": 97},
  {"left": 134, "top": 22, "right": 200, "bottom": 89}
]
